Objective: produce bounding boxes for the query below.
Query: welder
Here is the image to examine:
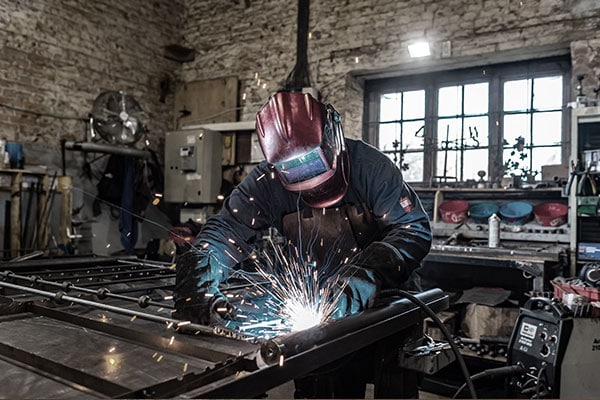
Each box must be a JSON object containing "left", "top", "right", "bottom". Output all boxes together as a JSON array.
[{"left": 174, "top": 91, "right": 432, "bottom": 398}]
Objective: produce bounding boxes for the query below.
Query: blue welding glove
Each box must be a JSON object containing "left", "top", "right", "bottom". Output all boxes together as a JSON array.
[
  {"left": 173, "top": 249, "right": 232, "bottom": 325},
  {"left": 330, "top": 265, "right": 380, "bottom": 320}
]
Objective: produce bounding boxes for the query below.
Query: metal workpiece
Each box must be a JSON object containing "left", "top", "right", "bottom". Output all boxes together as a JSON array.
[
  {"left": 0, "top": 256, "right": 449, "bottom": 398},
  {"left": 259, "top": 289, "right": 448, "bottom": 366}
]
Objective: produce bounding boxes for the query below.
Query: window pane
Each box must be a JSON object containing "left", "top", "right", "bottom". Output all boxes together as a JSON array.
[
  {"left": 533, "top": 76, "right": 562, "bottom": 110},
  {"left": 464, "top": 116, "right": 489, "bottom": 147},
  {"left": 504, "top": 79, "right": 531, "bottom": 111},
  {"left": 401, "top": 152, "right": 424, "bottom": 182},
  {"left": 464, "top": 82, "right": 488, "bottom": 115},
  {"left": 380, "top": 93, "right": 401, "bottom": 122},
  {"left": 503, "top": 114, "right": 530, "bottom": 146},
  {"left": 532, "top": 111, "right": 562, "bottom": 146},
  {"left": 403, "top": 90, "right": 425, "bottom": 119},
  {"left": 402, "top": 120, "right": 425, "bottom": 150},
  {"left": 532, "top": 147, "right": 561, "bottom": 176},
  {"left": 437, "top": 118, "right": 461, "bottom": 148},
  {"left": 378, "top": 123, "right": 400, "bottom": 152},
  {"left": 463, "top": 149, "right": 489, "bottom": 180},
  {"left": 438, "top": 86, "right": 462, "bottom": 117},
  {"left": 436, "top": 150, "right": 459, "bottom": 181},
  {"left": 503, "top": 148, "right": 530, "bottom": 178}
]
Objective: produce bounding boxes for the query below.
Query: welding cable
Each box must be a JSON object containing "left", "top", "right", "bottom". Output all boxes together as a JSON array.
[
  {"left": 535, "top": 366, "right": 547, "bottom": 399},
  {"left": 380, "top": 288, "right": 478, "bottom": 399},
  {"left": 452, "top": 364, "right": 526, "bottom": 399}
]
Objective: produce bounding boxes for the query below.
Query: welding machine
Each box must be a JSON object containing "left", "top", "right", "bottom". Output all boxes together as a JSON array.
[{"left": 507, "top": 297, "right": 600, "bottom": 398}]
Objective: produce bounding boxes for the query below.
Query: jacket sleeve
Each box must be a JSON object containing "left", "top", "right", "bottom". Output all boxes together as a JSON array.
[
  {"left": 351, "top": 144, "right": 432, "bottom": 287},
  {"left": 191, "top": 162, "right": 296, "bottom": 282}
]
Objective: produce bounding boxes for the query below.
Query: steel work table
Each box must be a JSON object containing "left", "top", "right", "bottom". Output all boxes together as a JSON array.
[{"left": 0, "top": 255, "right": 448, "bottom": 398}]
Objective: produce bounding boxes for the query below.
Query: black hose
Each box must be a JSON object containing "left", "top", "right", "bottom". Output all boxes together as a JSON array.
[
  {"left": 380, "top": 288, "right": 478, "bottom": 399},
  {"left": 452, "top": 364, "right": 525, "bottom": 399},
  {"left": 535, "top": 366, "right": 546, "bottom": 398}
]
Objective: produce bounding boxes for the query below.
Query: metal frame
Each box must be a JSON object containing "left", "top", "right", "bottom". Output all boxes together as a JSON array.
[{"left": 0, "top": 256, "right": 448, "bottom": 398}]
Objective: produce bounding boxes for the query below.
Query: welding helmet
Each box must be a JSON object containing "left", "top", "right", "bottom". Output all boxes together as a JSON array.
[{"left": 256, "top": 91, "right": 349, "bottom": 208}]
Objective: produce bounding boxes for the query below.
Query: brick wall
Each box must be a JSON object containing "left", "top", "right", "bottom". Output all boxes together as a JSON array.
[
  {"left": 0, "top": 0, "right": 184, "bottom": 255},
  {"left": 0, "top": 0, "right": 183, "bottom": 154},
  {"left": 180, "top": 0, "right": 600, "bottom": 139},
  {"left": 2, "top": 0, "right": 600, "bottom": 255},
  {"left": 3, "top": 0, "right": 600, "bottom": 156}
]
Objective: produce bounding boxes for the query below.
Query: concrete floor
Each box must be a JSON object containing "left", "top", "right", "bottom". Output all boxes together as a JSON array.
[{"left": 266, "top": 380, "right": 448, "bottom": 399}]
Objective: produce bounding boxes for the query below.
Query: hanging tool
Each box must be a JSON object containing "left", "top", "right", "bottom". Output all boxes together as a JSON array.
[
  {"left": 577, "top": 161, "right": 597, "bottom": 196},
  {"left": 564, "top": 160, "right": 578, "bottom": 196},
  {"left": 442, "top": 124, "right": 451, "bottom": 183}
]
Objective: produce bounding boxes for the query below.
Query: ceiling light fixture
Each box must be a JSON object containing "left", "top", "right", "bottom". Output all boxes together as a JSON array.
[{"left": 408, "top": 42, "right": 431, "bottom": 58}]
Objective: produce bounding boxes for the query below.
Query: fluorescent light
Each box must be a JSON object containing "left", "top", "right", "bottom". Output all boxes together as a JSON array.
[{"left": 408, "top": 42, "right": 431, "bottom": 58}]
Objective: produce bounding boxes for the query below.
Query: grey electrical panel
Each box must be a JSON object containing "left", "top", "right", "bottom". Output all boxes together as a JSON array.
[{"left": 164, "top": 128, "right": 222, "bottom": 204}]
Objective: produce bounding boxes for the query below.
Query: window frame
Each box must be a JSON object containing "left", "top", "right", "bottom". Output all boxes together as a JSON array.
[{"left": 363, "top": 56, "right": 571, "bottom": 186}]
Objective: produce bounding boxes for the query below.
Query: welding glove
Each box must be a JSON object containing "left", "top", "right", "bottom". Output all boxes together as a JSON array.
[
  {"left": 352, "top": 241, "right": 406, "bottom": 287},
  {"left": 173, "top": 249, "right": 232, "bottom": 325},
  {"left": 330, "top": 265, "right": 380, "bottom": 320}
]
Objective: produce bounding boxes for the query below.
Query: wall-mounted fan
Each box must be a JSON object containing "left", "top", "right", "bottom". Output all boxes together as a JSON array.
[{"left": 90, "top": 91, "right": 148, "bottom": 146}]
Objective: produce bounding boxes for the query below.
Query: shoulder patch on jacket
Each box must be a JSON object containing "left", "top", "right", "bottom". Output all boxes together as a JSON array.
[{"left": 399, "top": 196, "right": 413, "bottom": 213}]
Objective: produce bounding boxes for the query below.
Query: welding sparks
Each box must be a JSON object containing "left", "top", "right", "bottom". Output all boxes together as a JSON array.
[
  {"left": 283, "top": 298, "right": 323, "bottom": 332},
  {"left": 232, "top": 239, "right": 346, "bottom": 337}
]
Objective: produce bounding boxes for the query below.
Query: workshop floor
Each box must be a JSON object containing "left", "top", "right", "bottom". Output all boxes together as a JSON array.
[{"left": 266, "top": 381, "right": 448, "bottom": 398}]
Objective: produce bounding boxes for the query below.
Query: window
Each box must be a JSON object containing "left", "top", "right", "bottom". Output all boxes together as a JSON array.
[
  {"left": 378, "top": 90, "right": 425, "bottom": 181},
  {"left": 364, "top": 57, "right": 570, "bottom": 186},
  {"left": 503, "top": 76, "right": 563, "bottom": 180},
  {"left": 437, "top": 82, "right": 489, "bottom": 182}
]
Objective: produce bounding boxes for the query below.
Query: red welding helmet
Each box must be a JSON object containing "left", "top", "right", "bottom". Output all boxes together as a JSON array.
[{"left": 256, "top": 91, "right": 349, "bottom": 208}]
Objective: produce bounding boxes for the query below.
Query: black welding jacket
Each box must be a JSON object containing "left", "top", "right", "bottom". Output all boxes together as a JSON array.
[{"left": 193, "top": 139, "right": 432, "bottom": 289}]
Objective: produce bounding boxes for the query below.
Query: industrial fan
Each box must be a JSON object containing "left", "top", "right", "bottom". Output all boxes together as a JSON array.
[{"left": 90, "top": 90, "right": 148, "bottom": 146}]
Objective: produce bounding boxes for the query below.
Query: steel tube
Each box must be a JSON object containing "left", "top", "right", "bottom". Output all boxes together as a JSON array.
[
  {"left": 0, "top": 280, "right": 255, "bottom": 342},
  {"left": 259, "top": 288, "right": 446, "bottom": 365},
  {"left": 64, "top": 141, "right": 151, "bottom": 159},
  {"left": 2, "top": 271, "right": 172, "bottom": 308},
  {"left": 0, "top": 255, "right": 140, "bottom": 271}
]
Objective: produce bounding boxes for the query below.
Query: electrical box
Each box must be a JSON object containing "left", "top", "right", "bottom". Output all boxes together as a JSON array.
[{"left": 164, "top": 128, "right": 222, "bottom": 204}]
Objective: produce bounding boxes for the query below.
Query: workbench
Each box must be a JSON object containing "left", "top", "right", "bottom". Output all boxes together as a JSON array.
[
  {"left": 0, "top": 255, "right": 449, "bottom": 398},
  {"left": 426, "top": 242, "right": 567, "bottom": 293}
]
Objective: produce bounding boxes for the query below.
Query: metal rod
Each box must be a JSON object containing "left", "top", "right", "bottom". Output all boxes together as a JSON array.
[
  {"left": 37, "top": 267, "right": 173, "bottom": 281},
  {"left": 64, "top": 140, "right": 151, "bottom": 159},
  {"left": 75, "top": 275, "right": 174, "bottom": 288},
  {"left": 0, "top": 280, "right": 255, "bottom": 342},
  {"left": 17, "top": 263, "right": 160, "bottom": 277},
  {"left": 2, "top": 271, "right": 172, "bottom": 308},
  {"left": 0, "top": 254, "right": 140, "bottom": 270}
]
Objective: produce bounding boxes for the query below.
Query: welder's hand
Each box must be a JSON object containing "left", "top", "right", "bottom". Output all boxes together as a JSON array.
[
  {"left": 329, "top": 265, "right": 380, "bottom": 320},
  {"left": 172, "top": 249, "right": 229, "bottom": 325},
  {"left": 353, "top": 241, "right": 406, "bottom": 287}
]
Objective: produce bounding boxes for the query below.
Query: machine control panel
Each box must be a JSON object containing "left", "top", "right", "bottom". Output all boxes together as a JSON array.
[{"left": 514, "top": 317, "right": 559, "bottom": 362}]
